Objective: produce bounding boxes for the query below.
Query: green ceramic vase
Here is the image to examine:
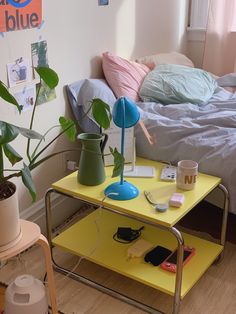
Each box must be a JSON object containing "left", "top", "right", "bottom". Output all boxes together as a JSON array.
[{"left": 77, "top": 133, "right": 108, "bottom": 186}]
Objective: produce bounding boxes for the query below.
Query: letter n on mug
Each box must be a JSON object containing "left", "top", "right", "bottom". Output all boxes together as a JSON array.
[{"left": 177, "top": 160, "right": 198, "bottom": 190}]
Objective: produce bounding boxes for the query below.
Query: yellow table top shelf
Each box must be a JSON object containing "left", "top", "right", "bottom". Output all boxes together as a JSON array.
[
  {"left": 52, "top": 158, "right": 221, "bottom": 228},
  {"left": 52, "top": 209, "right": 223, "bottom": 298}
]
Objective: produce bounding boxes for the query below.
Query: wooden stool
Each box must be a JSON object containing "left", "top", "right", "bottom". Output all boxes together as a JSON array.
[{"left": 0, "top": 220, "right": 58, "bottom": 314}]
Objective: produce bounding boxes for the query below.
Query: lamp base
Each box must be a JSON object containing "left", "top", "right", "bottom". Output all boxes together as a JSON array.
[{"left": 104, "top": 181, "right": 139, "bottom": 200}]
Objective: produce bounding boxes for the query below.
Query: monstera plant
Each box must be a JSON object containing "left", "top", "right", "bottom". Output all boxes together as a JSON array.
[{"left": 0, "top": 66, "right": 77, "bottom": 252}]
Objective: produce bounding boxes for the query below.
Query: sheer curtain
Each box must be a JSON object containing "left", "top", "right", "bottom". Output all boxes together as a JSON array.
[{"left": 203, "top": 0, "right": 236, "bottom": 76}]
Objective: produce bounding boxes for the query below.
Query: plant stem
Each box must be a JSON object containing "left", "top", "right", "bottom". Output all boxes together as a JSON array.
[
  {"left": 29, "top": 149, "right": 78, "bottom": 171},
  {"left": 0, "top": 146, "right": 3, "bottom": 179},
  {"left": 3, "top": 169, "right": 21, "bottom": 172},
  {"left": 3, "top": 171, "right": 21, "bottom": 181},
  {"left": 30, "top": 123, "right": 74, "bottom": 165},
  {"left": 31, "top": 125, "right": 60, "bottom": 159},
  {"left": 81, "top": 102, "right": 93, "bottom": 119},
  {"left": 4, "top": 149, "right": 78, "bottom": 182},
  {"left": 26, "top": 79, "right": 41, "bottom": 162}
]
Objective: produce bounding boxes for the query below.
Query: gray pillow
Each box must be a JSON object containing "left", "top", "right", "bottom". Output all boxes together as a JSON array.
[
  {"left": 77, "top": 79, "right": 116, "bottom": 121},
  {"left": 67, "top": 79, "right": 116, "bottom": 133},
  {"left": 139, "top": 64, "right": 217, "bottom": 105}
]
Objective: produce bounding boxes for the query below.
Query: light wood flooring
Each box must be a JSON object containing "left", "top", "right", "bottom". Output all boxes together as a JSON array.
[{"left": 1, "top": 237, "right": 236, "bottom": 314}]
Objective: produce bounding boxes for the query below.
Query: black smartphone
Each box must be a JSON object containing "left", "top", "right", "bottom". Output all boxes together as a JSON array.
[
  {"left": 161, "top": 246, "right": 195, "bottom": 272},
  {"left": 144, "top": 245, "right": 172, "bottom": 266}
]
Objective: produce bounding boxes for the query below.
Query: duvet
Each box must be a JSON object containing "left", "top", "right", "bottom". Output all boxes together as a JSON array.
[{"left": 135, "top": 85, "right": 236, "bottom": 213}]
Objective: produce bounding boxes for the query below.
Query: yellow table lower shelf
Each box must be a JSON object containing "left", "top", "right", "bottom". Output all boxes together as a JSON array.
[{"left": 52, "top": 209, "right": 223, "bottom": 299}]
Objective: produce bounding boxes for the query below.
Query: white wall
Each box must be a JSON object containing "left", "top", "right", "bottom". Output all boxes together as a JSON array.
[
  {"left": 187, "top": 40, "right": 205, "bottom": 68},
  {"left": 0, "top": 0, "right": 188, "bottom": 212}
]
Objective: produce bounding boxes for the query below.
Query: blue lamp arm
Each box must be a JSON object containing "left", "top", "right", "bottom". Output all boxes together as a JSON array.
[{"left": 120, "top": 98, "right": 125, "bottom": 185}]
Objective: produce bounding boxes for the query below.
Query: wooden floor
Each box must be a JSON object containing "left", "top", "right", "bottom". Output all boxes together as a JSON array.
[
  {"left": 0, "top": 285, "right": 5, "bottom": 311},
  {"left": 1, "top": 235, "right": 236, "bottom": 314}
]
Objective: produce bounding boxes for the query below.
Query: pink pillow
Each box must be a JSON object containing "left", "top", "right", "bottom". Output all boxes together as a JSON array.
[{"left": 102, "top": 52, "right": 150, "bottom": 101}]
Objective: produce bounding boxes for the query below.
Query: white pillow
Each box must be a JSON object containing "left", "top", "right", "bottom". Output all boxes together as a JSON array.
[{"left": 136, "top": 52, "right": 194, "bottom": 69}]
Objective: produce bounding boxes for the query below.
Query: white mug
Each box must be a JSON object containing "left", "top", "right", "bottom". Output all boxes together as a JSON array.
[{"left": 176, "top": 160, "right": 198, "bottom": 190}]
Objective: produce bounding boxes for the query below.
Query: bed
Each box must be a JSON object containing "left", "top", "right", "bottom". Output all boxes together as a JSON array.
[{"left": 67, "top": 52, "right": 236, "bottom": 214}]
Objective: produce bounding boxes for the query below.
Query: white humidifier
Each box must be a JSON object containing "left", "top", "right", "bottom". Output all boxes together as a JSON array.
[{"left": 5, "top": 274, "right": 48, "bottom": 314}]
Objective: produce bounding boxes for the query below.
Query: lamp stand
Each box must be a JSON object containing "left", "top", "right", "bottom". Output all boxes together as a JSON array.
[
  {"left": 104, "top": 181, "right": 139, "bottom": 200},
  {"left": 105, "top": 97, "right": 139, "bottom": 200}
]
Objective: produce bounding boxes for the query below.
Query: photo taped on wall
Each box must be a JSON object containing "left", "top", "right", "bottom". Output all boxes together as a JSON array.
[{"left": 98, "top": 0, "right": 109, "bottom": 6}]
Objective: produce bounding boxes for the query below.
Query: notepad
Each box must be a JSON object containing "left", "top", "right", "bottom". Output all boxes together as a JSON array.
[{"left": 123, "top": 165, "right": 156, "bottom": 178}]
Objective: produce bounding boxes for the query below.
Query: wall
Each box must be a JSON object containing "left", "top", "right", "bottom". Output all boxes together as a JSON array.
[
  {"left": 187, "top": 32, "right": 206, "bottom": 68},
  {"left": 0, "top": 0, "right": 189, "bottom": 214}
]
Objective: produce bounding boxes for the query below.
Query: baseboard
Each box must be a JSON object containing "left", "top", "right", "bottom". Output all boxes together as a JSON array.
[
  {"left": 20, "top": 194, "right": 82, "bottom": 235},
  {"left": 20, "top": 193, "right": 64, "bottom": 222}
]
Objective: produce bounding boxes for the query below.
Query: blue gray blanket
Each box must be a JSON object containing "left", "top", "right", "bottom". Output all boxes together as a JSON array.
[{"left": 135, "top": 80, "right": 236, "bottom": 213}]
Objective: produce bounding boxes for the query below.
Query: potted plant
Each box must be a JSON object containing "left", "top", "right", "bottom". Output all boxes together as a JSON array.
[{"left": 0, "top": 66, "right": 77, "bottom": 252}]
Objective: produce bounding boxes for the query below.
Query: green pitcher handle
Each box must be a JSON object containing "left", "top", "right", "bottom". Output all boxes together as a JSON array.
[{"left": 100, "top": 133, "right": 108, "bottom": 154}]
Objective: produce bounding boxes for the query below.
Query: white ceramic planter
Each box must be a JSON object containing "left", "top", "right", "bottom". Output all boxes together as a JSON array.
[{"left": 0, "top": 185, "right": 22, "bottom": 252}]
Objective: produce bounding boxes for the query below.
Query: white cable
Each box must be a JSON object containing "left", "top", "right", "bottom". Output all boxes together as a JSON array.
[{"left": 45, "top": 193, "right": 117, "bottom": 286}]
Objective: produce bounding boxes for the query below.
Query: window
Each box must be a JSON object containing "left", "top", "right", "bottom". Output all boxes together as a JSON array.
[
  {"left": 189, "top": 0, "right": 209, "bottom": 29},
  {"left": 187, "top": 0, "right": 209, "bottom": 41},
  {"left": 188, "top": 0, "right": 236, "bottom": 42}
]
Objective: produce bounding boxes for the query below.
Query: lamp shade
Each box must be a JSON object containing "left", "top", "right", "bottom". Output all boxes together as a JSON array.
[
  {"left": 112, "top": 97, "right": 140, "bottom": 128},
  {"left": 105, "top": 96, "right": 140, "bottom": 200}
]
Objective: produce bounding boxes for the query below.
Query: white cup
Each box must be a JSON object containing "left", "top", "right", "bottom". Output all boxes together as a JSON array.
[{"left": 176, "top": 160, "right": 198, "bottom": 190}]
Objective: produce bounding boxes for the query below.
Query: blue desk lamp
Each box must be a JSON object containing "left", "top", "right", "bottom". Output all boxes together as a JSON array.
[{"left": 105, "top": 96, "right": 140, "bottom": 200}]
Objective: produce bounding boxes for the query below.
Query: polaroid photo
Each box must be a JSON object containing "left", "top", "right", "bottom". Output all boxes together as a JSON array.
[
  {"left": 14, "top": 85, "right": 36, "bottom": 112},
  {"left": 98, "top": 0, "right": 109, "bottom": 6},
  {"left": 7, "top": 57, "right": 31, "bottom": 88},
  {"left": 31, "top": 40, "right": 56, "bottom": 105}
]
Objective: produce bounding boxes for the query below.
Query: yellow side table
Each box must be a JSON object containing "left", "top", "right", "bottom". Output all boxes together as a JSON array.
[
  {"left": 0, "top": 219, "right": 58, "bottom": 314},
  {"left": 46, "top": 157, "right": 229, "bottom": 314}
]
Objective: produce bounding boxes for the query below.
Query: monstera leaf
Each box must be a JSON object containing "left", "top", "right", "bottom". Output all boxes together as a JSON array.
[
  {"left": 21, "top": 163, "right": 36, "bottom": 202},
  {"left": 91, "top": 98, "right": 112, "bottom": 130},
  {"left": 0, "top": 81, "right": 22, "bottom": 113},
  {"left": 0, "top": 121, "right": 43, "bottom": 145},
  {"left": 59, "top": 117, "right": 77, "bottom": 142},
  {"left": 35, "top": 67, "right": 59, "bottom": 89},
  {"left": 3, "top": 143, "right": 22, "bottom": 166},
  {"left": 109, "top": 147, "right": 124, "bottom": 177},
  {"left": 0, "top": 121, "right": 19, "bottom": 144}
]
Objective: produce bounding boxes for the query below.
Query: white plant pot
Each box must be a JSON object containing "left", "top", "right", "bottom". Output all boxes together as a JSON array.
[{"left": 0, "top": 184, "right": 22, "bottom": 252}]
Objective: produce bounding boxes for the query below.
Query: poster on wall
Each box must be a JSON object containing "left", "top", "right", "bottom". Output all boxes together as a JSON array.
[
  {"left": 31, "top": 40, "right": 56, "bottom": 105},
  {"left": 7, "top": 57, "right": 31, "bottom": 87},
  {"left": 0, "top": 0, "right": 42, "bottom": 33}
]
